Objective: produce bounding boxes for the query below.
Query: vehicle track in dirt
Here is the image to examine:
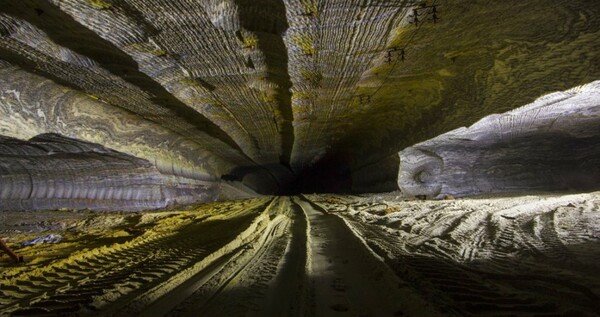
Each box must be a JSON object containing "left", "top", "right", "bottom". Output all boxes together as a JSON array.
[
  {"left": 159, "top": 197, "right": 301, "bottom": 317},
  {"left": 295, "top": 196, "right": 438, "bottom": 317},
  {"left": 308, "top": 193, "right": 600, "bottom": 316},
  {"left": 0, "top": 198, "right": 274, "bottom": 316},
  {"left": 5, "top": 193, "right": 600, "bottom": 316}
]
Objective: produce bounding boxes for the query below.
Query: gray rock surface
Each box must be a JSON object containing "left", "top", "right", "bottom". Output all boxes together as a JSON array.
[
  {"left": 398, "top": 81, "right": 600, "bottom": 198},
  {"left": 0, "top": 0, "right": 599, "bottom": 196},
  {"left": 0, "top": 134, "right": 220, "bottom": 211}
]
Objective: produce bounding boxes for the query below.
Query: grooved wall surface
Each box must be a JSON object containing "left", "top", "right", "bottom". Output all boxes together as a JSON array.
[
  {"left": 0, "top": 134, "right": 219, "bottom": 211},
  {"left": 0, "top": 0, "right": 599, "bottom": 193}
]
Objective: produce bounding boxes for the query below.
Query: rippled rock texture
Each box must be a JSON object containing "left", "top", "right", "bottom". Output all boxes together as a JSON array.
[
  {"left": 0, "top": 134, "right": 220, "bottom": 211},
  {"left": 0, "top": 0, "right": 600, "bottom": 197},
  {"left": 399, "top": 81, "right": 600, "bottom": 198}
]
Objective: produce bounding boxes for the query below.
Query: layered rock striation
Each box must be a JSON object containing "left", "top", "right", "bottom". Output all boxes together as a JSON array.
[
  {"left": 0, "top": 0, "right": 599, "bottom": 201},
  {"left": 398, "top": 81, "right": 600, "bottom": 198},
  {"left": 0, "top": 134, "right": 220, "bottom": 211}
]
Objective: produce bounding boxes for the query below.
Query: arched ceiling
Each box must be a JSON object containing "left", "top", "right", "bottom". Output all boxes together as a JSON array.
[{"left": 1, "top": 0, "right": 599, "bottom": 193}]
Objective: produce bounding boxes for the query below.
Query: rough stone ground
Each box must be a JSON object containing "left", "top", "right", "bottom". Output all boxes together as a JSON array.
[
  {"left": 1, "top": 192, "right": 600, "bottom": 316},
  {"left": 308, "top": 191, "right": 600, "bottom": 316}
]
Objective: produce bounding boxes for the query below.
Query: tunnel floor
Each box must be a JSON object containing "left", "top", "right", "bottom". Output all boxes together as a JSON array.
[{"left": 2, "top": 193, "right": 600, "bottom": 316}]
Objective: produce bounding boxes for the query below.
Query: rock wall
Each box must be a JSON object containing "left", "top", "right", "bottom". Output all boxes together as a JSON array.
[
  {"left": 1, "top": 1, "right": 599, "bottom": 197},
  {"left": 0, "top": 63, "right": 243, "bottom": 181},
  {"left": 0, "top": 134, "right": 220, "bottom": 211},
  {"left": 336, "top": 0, "right": 600, "bottom": 174},
  {"left": 45, "top": 0, "right": 290, "bottom": 165},
  {"left": 398, "top": 81, "right": 600, "bottom": 198}
]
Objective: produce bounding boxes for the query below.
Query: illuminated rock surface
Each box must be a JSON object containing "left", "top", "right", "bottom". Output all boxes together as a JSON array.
[
  {"left": 0, "top": 133, "right": 219, "bottom": 211},
  {"left": 1, "top": 1, "right": 600, "bottom": 315},
  {"left": 0, "top": 0, "right": 599, "bottom": 197},
  {"left": 399, "top": 81, "right": 600, "bottom": 198}
]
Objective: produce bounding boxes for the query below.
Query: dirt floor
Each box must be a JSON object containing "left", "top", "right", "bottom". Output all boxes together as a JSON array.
[{"left": 1, "top": 192, "right": 600, "bottom": 316}]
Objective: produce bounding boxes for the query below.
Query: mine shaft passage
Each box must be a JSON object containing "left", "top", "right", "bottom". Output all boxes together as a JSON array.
[{"left": 1, "top": 0, "right": 600, "bottom": 315}]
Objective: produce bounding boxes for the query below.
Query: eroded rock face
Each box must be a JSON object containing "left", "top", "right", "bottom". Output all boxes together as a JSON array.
[
  {"left": 0, "top": 0, "right": 599, "bottom": 199},
  {"left": 398, "top": 81, "right": 600, "bottom": 198},
  {"left": 0, "top": 134, "right": 220, "bottom": 211}
]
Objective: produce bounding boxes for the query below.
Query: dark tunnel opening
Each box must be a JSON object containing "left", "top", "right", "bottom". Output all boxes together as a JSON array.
[
  {"left": 223, "top": 153, "right": 355, "bottom": 195},
  {"left": 287, "top": 153, "right": 354, "bottom": 194}
]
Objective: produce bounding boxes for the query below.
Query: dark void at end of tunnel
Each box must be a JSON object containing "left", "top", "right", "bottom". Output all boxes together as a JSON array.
[
  {"left": 222, "top": 153, "right": 354, "bottom": 195},
  {"left": 287, "top": 154, "right": 354, "bottom": 195}
]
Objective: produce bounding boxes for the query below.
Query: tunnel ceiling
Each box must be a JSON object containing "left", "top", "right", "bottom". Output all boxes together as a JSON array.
[{"left": 1, "top": 0, "right": 600, "bottom": 193}]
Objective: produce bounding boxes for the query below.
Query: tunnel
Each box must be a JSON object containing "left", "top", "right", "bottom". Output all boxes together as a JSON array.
[{"left": 2, "top": 0, "right": 600, "bottom": 316}]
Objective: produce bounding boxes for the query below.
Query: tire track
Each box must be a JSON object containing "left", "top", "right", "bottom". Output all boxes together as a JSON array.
[
  {"left": 1, "top": 198, "right": 274, "bottom": 316},
  {"left": 334, "top": 213, "right": 570, "bottom": 316},
  {"left": 296, "top": 196, "right": 438, "bottom": 317},
  {"left": 312, "top": 195, "right": 600, "bottom": 316},
  {"left": 159, "top": 197, "right": 301, "bottom": 317}
]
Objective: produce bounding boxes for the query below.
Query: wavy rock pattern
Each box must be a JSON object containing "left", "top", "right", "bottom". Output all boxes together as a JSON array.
[
  {"left": 398, "top": 81, "right": 600, "bottom": 198},
  {"left": 0, "top": 64, "right": 239, "bottom": 180},
  {"left": 345, "top": 0, "right": 600, "bottom": 165},
  {"left": 0, "top": 133, "right": 219, "bottom": 211},
  {"left": 0, "top": 0, "right": 599, "bottom": 198},
  {"left": 49, "top": 0, "right": 289, "bottom": 165}
]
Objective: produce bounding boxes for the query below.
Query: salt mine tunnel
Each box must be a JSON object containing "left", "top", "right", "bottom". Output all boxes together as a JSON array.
[{"left": 2, "top": 0, "right": 600, "bottom": 316}]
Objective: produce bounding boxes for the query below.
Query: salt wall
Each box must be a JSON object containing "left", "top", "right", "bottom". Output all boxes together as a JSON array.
[
  {"left": 0, "top": 134, "right": 219, "bottom": 211},
  {"left": 399, "top": 81, "right": 600, "bottom": 198}
]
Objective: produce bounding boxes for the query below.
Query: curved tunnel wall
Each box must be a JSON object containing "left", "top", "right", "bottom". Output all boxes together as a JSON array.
[
  {"left": 0, "top": 63, "right": 238, "bottom": 181},
  {"left": 1, "top": 1, "right": 600, "bottom": 206},
  {"left": 0, "top": 134, "right": 221, "bottom": 211},
  {"left": 398, "top": 81, "right": 600, "bottom": 198}
]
